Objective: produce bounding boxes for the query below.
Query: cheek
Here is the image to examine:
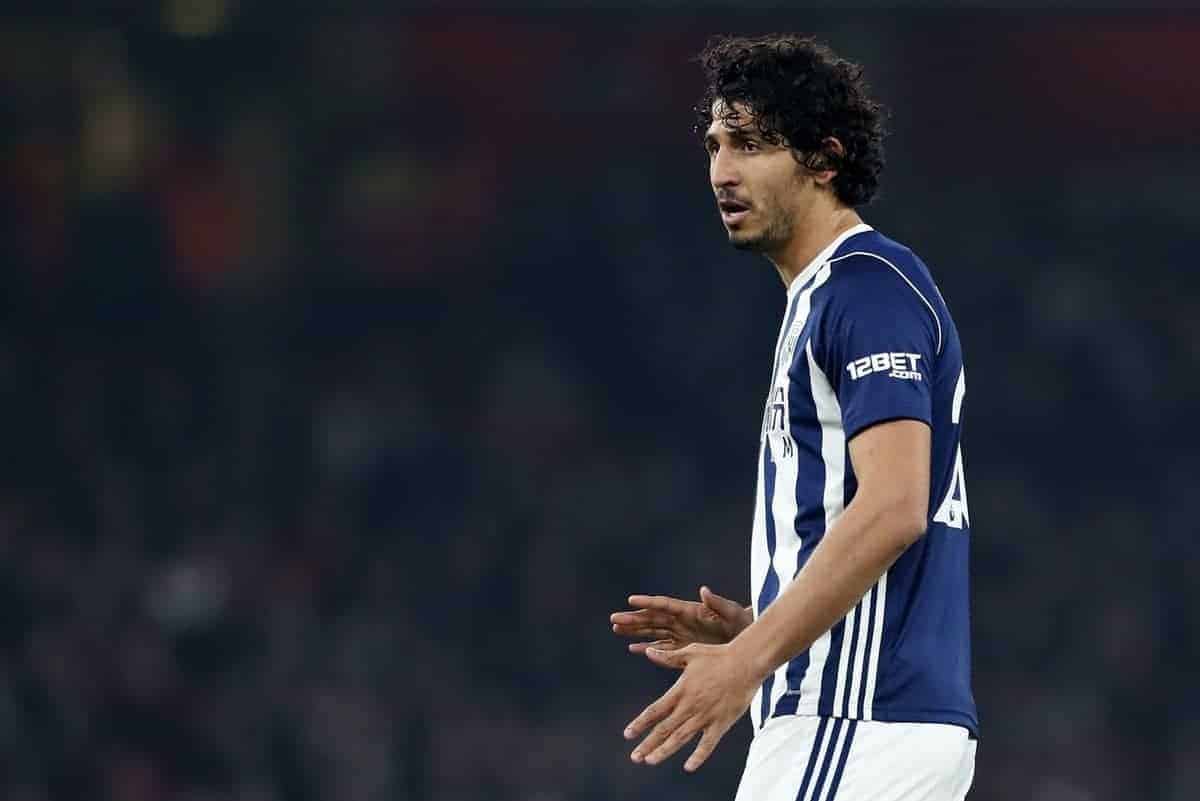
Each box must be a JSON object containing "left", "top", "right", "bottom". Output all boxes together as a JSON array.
[
  {"left": 766, "top": 177, "right": 796, "bottom": 217},
  {"left": 769, "top": 174, "right": 806, "bottom": 217},
  {"left": 766, "top": 165, "right": 799, "bottom": 203}
]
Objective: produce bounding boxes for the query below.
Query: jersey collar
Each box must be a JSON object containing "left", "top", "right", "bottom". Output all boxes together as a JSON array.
[{"left": 786, "top": 222, "right": 874, "bottom": 299}]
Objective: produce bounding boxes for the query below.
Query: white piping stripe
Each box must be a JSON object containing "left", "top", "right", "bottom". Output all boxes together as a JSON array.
[
  {"left": 768, "top": 267, "right": 829, "bottom": 718},
  {"left": 805, "top": 339, "right": 847, "bottom": 715},
  {"left": 807, "top": 339, "right": 847, "bottom": 542},
  {"left": 827, "top": 250, "right": 944, "bottom": 355},
  {"left": 862, "top": 573, "right": 888, "bottom": 720},
  {"left": 767, "top": 456, "right": 798, "bottom": 707},
  {"left": 831, "top": 605, "right": 856, "bottom": 718},
  {"left": 749, "top": 281, "right": 805, "bottom": 732},
  {"left": 847, "top": 590, "right": 872, "bottom": 719},
  {"left": 797, "top": 629, "right": 830, "bottom": 715},
  {"left": 748, "top": 440, "right": 768, "bottom": 730}
]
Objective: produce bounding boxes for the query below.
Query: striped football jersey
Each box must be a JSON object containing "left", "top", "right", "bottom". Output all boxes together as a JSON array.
[{"left": 749, "top": 223, "right": 977, "bottom": 736}]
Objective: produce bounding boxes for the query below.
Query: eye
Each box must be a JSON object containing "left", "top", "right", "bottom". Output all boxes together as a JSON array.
[{"left": 741, "top": 139, "right": 760, "bottom": 152}]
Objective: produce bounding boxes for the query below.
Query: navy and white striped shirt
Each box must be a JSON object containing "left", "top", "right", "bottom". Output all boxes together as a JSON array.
[{"left": 749, "top": 223, "right": 978, "bottom": 736}]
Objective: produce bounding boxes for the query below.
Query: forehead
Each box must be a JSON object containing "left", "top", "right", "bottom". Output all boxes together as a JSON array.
[{"left": 705, "top": 99, "right": 758, "bottom": 138}]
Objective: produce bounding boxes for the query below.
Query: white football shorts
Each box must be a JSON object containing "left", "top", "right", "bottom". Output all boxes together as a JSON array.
[{"left": 734, "top": 715, "right": 976, "bottom": 801}]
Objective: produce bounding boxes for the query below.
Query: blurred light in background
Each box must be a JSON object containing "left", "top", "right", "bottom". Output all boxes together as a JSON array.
[{"left": 164, "top": 0, "right": 233, "bottom": 39}]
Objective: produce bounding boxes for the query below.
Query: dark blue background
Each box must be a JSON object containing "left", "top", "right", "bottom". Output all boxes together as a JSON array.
[{"left": 1, "top": 6, "right": 1197, "bottom": 801}]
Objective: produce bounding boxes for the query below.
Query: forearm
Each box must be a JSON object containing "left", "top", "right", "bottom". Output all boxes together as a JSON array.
[{"left": 729, "top": 497, "right": 923, "bottom": 683}]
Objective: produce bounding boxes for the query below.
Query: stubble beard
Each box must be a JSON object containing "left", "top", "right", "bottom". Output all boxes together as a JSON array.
[{"left": 728, "top": 204, "right": 793, "bottom": 253}]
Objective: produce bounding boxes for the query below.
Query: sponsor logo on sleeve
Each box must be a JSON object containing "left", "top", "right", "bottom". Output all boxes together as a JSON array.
[{"left": 846, "top": 352, "right": 923, "bottom": 382}]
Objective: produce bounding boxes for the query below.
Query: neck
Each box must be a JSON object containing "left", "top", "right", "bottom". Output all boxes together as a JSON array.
[{"left": 767, "top": 204, "right": 864, "bottom": 291}]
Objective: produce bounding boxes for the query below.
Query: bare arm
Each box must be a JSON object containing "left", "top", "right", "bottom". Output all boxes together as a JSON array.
[
  {"left": 620, "top": 419, "right": 933, "bottom": 772},
  {"left": 728, "top": 419, "right": 931, "bottom": 683}
]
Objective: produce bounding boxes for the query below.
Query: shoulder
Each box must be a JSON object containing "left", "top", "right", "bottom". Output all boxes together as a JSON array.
[
  {"left": 817, "top": 231, "right": 946, "bottom": 353},
  {"left": 824, "top": 232, "right": 932, "bottom": 295}
]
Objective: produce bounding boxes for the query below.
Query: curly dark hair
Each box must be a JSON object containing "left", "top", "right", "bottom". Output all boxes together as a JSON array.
[{"left": 695, "top": 34, "right": 887, "bottom": 207}]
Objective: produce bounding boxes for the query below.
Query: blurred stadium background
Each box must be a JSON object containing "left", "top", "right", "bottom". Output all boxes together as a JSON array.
[{"left": 2, "top": 2, "right": 1199, "bottom": 800}]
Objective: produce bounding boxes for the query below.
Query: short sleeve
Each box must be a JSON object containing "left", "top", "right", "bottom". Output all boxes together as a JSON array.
[{"left": 811, "top": 258, "right": 941, "bottom": 441}]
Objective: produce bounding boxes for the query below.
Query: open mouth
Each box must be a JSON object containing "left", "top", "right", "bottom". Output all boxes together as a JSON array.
[{"left": 719, "top": 200, "right": 751, "bottom": 224}]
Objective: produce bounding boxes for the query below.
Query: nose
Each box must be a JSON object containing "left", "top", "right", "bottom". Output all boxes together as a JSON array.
[{"left": 710, "top": 147, "right": 740, "bottom": 191}]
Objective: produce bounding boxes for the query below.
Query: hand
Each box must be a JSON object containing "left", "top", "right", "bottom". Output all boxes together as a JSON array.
[
  {"left": 623, "top": 642, "right": 760, "bottom": 772},
  {"left": 610, "top": 587, "right": 752, "bottom": 655}
]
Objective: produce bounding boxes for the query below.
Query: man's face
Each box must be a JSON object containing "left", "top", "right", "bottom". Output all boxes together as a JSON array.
[{"left": 704, "top": 101, "right": 812, "bottom": 253}]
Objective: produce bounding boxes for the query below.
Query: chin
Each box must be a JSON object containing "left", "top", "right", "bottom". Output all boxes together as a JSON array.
[{"left": 728, "top": 231, "right": 765, "bottom": 251}]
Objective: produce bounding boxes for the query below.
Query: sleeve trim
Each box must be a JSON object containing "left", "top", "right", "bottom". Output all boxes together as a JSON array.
[
  {"left": 846, "top": 415, "right": 933, "bottom": 444},
  {"left": 828, "top": 251, "right": 944, "bottom": 356}
]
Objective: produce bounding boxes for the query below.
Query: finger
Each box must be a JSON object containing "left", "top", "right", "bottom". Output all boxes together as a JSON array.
[
  {"left": 684, "top": 725, "right": 726, "bottom": 773},
  {"left": 700, "top": 586, "right": 744, "bottom": 618},
  {"left": 611, "top": 609, "right": 674, "bottom": 628},
  {"left": 629, "top": 639, "right": 676, "bottom": 654},
  {"left": 624, "top": 687, "right": 678, "bottom": 741},
  {"left": 612, "top": 624, "right": 676, "bottom": 642},
  {"left": 644, "top": 714, "right": 704, "bottom": 766},
  {"left": 609, "top": 613, "right": 676, "bottom": 633},
  {"left": 631, "top": 705, "right": 690, "bottom": 764},
  {"left": 628, "top": 595, "right": 690, "bottom": 614},
  {"left": 611, "top": 616, "right": 674, "bottom": 635},
  {"left": 646, "top": 645, "right": 691, "bottom": 669}
]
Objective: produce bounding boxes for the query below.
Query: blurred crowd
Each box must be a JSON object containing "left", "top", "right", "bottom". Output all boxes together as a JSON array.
[{"left": 1, "top": 9, "right": 1199, "bottom": 801}]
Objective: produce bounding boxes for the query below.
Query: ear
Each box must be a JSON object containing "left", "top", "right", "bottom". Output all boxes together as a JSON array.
[{"left": 809, "top": 136, "right": 846, "bottom": 188}]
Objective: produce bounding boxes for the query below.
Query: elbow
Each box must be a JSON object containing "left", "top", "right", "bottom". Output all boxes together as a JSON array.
[
  {"left": 896, "top": 516, "right": 927, "bottom": 547},
  {"left": 890, "top": 497, "right": 929, "bottom": 548},
  {"left": 856, "top": 485, "right": 929, "bottom": 549}
]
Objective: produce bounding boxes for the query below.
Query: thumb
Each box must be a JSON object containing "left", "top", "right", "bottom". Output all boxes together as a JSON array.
[
  {"left": 646, "top": 643, "right": 692, "bottom": 669},
  {"left": 700, "top": 586, "right": 744, "bottom": 619}
]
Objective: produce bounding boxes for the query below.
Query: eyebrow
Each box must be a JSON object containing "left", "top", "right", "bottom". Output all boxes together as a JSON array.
[{"left": 704, "top": 127, "right": 758, "bottom": 145}]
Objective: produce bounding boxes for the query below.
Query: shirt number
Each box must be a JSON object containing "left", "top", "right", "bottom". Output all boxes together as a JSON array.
[{"left": 933, "top": 369, "right": 969, "bottom": 530}]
